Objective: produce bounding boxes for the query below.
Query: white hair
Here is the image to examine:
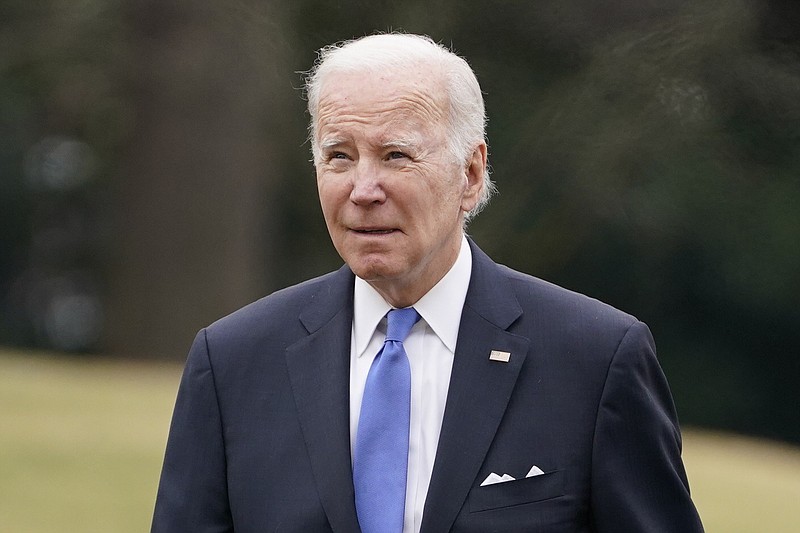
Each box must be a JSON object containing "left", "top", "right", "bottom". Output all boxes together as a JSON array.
[{"left": 304, "top": 33, "right": 496, "bottom": 221}]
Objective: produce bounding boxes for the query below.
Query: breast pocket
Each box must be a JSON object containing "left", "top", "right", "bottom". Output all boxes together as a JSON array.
[{"left": 468, "top": 470, "right": 565, "bottom": 512}]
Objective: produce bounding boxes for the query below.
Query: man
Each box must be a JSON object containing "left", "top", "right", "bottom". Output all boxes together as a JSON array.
[{"left": 152, "top": 33, "right": 703, "bottom": 532}]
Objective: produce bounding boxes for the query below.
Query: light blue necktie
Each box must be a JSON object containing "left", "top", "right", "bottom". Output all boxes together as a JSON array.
[{"left": 354, "top": 307, "right": 420, "bottom": 533}]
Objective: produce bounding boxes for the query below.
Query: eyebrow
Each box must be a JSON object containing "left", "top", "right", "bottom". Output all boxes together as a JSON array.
[
  {"left": 318, "top": 137, "right": 347, "bottom": 151},
  {"left": 318, "top": 137, "right": 422, "bottom": 152},
  {"left": 379, "top": 138, "right": 421, "bottom": 151}
]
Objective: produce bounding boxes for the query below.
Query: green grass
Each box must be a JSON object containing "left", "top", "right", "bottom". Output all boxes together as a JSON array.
[
  {"left": 2, "top": 349, "right": 800, "bottom": 532},
  {"left": 682, "top": 430, "right": 800, "bottom": 532},
  {"left": 0, "top": 350, "right": 181, "bottom": 532}
]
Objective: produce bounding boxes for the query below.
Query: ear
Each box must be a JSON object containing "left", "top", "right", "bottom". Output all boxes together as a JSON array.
[{"left": 460, "top": 141, "right": 487, "bottom": 213}]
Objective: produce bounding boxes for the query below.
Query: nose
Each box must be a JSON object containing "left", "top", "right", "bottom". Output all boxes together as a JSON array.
[{"left": 350, "top": 159, "right": 387, "bottom": 205}]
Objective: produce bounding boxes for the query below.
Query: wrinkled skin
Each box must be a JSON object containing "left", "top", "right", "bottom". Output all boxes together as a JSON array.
[{"left": 315, "top": 66, "right": 487, "bottom": 307}]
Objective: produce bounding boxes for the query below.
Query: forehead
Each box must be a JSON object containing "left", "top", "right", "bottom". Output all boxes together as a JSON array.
[{"left": 316, "top": 68, "right": 449, "bottom": 137}]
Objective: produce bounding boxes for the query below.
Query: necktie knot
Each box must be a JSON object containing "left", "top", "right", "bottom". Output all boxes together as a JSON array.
[{"left": 385, "top": 307, "right": 420, "bottom": 343}]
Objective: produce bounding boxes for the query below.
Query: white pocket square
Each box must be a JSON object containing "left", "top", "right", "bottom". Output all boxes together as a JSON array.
[
  {"left": 480, "top": 465, "right": 544, "bottom": 486},
  {"left": 480, "top": 472, "right": 515, "bottom": 486},
  {"left": 526, "top": 465, "right": 545, "bottom": 477}
]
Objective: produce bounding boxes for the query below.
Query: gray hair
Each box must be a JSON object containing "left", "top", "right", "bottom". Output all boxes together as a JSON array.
[{"left": 304, "top": 33, "right": 496, "bottom": 221}]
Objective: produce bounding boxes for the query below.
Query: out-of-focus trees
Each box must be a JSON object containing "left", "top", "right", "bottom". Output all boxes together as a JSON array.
[
  {"left": 1, "top": 1, "right": 124, "bottom": 350},
  {"left": 1, "top": 0, "right": 296, "bottom": 356},
  {"left": 1, "top": 0, "right": 799, "bottom": 440},
  {"left": 466, "top": 0, "right": 800, "bottom": 440},
  {"left": 107, "top": 0, "right": 294, "bottom": 357}
]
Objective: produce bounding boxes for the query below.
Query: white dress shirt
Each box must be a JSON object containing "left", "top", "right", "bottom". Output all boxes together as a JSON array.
[{"left": 349, "top": 236, "right": 472, "bottom": 533}]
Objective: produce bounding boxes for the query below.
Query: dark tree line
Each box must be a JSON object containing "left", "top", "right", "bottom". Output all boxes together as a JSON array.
[{"left": 1, "top": 0, "right": 799, "bottom": 441}]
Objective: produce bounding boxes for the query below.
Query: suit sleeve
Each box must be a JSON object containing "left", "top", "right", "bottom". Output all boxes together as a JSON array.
[
  {"left": 590, "top": 321, "right": 704, "bottom": 532},
  {"left": 151, "top": 329, "right": 234, "bottom": 533}
]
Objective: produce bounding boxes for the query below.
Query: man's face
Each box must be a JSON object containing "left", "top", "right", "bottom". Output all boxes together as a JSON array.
[{"left": 315, "top": 66, "right": 485, "bottom": 306}]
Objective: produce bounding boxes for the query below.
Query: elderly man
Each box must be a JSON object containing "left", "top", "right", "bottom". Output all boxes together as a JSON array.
[{"left": 152, "top": 33, "right": 703, "bottom": 532}]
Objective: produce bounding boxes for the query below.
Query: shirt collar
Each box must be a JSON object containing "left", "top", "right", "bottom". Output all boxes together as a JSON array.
[{"left": 352, "top": 235, "right": 473, "bottom": 356}]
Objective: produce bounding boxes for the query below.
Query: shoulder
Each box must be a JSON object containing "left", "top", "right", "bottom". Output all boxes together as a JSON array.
[
  {"left": 467, "top": 240, "right": 642, "bottom": 355},
  {"left": 499, "top": 263, "right": 637, "bottom": 329},
  {"left": 485, "top": 261, "right": 645, "bottom": 368},
  {"left": 468, "top": 239, "right": 636, "bottom": 331},
  {"left": 476, "top": 257, "right": 661, "bottom": 418},
  {"left": 203, "top": 266, "right": 351, "bottom": 347}
]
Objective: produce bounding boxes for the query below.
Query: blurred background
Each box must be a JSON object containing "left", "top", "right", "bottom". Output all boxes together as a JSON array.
[{"left": 1, "top": 0, "right": 799, "bottom": 530}]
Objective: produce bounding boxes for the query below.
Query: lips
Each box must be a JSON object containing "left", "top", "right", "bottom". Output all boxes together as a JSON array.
[
  {"left": 350, "top": 224, "right": 398, "bottom": 234},
  {"left": 355, "top": 229, "right": 395, "bottom": 234}
]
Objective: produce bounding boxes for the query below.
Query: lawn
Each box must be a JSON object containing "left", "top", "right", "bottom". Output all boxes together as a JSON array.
[
  {"left": 1, "top": 349, "right": 799, "bottom": 531},
  {"left": 0, "top": 350, "right": 180, "bottom": 532}
]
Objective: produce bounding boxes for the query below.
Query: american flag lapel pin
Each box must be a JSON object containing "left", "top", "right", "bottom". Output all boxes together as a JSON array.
[{"left": 489, "top": 350, "right": 511, "bottom": 363}]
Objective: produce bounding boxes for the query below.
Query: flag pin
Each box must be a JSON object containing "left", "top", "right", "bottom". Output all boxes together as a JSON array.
[{"left": 489, "top": 350, "right": 511, "bottom": 363}]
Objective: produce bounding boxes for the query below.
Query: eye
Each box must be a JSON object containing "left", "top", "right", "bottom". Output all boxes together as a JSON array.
[
  {"left": 387, "top": 151, "right": 408, "bottom": 160},
  {"left": 326, "top": 151, "right": 350, "bottom": 162}
]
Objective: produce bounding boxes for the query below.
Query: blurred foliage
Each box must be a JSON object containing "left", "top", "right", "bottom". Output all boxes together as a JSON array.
[
  {"left": 1, "top": 0, "right": 799, "bottom": 440},
  {"left": 0, "top": 0, "right": 124, "bottom": 349}
]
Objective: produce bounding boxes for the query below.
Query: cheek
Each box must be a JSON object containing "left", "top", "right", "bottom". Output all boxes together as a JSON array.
[
  {"left": 430, "top": 173, "right": 469, "bottom": 211},
  {"left": 317, "top": 176, "right": 348, "bottom": 213}
]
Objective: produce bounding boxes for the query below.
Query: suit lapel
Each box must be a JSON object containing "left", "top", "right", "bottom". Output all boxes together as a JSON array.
[
  {"left": 420, "top": 242, "right": 530, "bottom": 533},
  {"left": 284, "top": 266, "right": 361, "bottom": 533}
]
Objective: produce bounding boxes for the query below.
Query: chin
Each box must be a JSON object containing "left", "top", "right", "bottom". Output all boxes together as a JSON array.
[
  {"left": 347, "top": 255, "right": 401, "bottom": 283},
  {"left": 350, "top": 264, "right": 391, "bottom": 282}
]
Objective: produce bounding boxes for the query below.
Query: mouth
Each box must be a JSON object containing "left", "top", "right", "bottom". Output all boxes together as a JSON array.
[
  {"left": 355, "top": 229, "right": 394, "bottom": 235},
  {"left": 351, "top": 228, "right": 398, "bottom": 235}
]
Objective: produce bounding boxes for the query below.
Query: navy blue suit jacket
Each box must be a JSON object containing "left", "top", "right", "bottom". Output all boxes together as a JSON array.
[{"left": 152, "top": 240, "right": 703, "bottom": 532}]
